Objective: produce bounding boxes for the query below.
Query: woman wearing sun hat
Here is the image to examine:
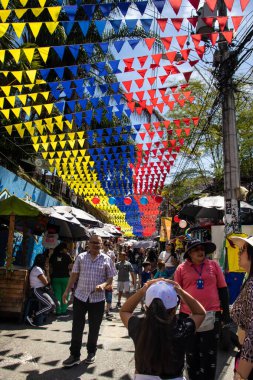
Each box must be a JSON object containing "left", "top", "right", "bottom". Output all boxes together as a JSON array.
[
  {"left": 120, "top": 278, "right": 206, "bottom": 380},
  {"left": 230, "top": 235, "right": 253, "bottom": 380},
  {"left": 174, "top": 239, "right": 230, "bottom": 380}
]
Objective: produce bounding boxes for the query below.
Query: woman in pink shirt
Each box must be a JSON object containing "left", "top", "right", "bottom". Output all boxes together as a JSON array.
[{"left": 174, "top": 239, "right": 230, "bottom": 380}]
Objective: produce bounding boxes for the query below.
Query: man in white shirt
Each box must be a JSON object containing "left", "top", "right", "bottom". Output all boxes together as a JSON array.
[{"left": 158, "top": 241, "right": 178, "bottom": 277}]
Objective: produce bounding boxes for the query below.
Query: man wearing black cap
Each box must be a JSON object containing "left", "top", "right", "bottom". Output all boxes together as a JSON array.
[{"left": 174, "top": 239, "right": 230, "bottom": 380}]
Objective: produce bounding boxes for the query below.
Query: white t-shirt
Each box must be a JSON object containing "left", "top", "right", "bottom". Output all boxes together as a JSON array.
[
  {"left": 30, "top": 266, "right": 45, "bottom": 288},
  {"left": 105, "top": 250, "right": 116, "bottom": 263},
  {"left": 158, "top": 251, "right": 175, "bottom": 268}
]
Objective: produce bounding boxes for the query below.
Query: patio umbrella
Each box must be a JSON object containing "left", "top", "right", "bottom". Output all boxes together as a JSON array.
[
  {"left": 89, "top": 227, "right": 113, "bottom": 238},
  {"left": 47, "top": 211, "right": 91, "bottom": 241},
  {"left": 103, "top": 224, "right": 122, "bottom": 236},
  {"left": 133, "top": 240, "right": 156, "bottom": 249},
  {"left": 52, "top": 205, "right": 103, "bottom": 227}
]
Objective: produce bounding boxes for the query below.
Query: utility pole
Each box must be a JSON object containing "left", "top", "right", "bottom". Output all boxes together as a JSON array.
[{"left": 214, "top": 0, "right": 241, "bottom": 235}]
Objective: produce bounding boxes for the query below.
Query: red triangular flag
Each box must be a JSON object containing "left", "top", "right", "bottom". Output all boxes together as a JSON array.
[
  {"left": 159, "top": 88, "right": 167, "bottom": 96},
  {"left": 192, "top": 117, "right": 199, "bottom": 126},
  {"left": 224, "top": 0, "right": 235, "bottom": 11},
  {"left": 157, "top": 131, "right": 164, "bottom": 138},
  {"left": 191, "top": 34, "right": 202, "bottom": 47},
  {"left": 148, "top": 131, "right": 155, "bottom": 139},
  {"left": 122, "top": 80, "right": 132, "bottom": 91},
  {"left": 136, "top": 91, "right": 145, "bottom": 101},
  {"left": 163, "top": 120, "right": 170, "bottom": 128},
  {"left": 202, "top": 17, "right": 214, "bottom": 28},
  {"left": 147, "top": 89, "right": 156, "bottom": 98},
  {"left": 159, "top": 75, "right": 168, "bottom": 84},
  {"left": 184, "top": 128, "right": 191, "bottom": 136},
  {"left": 162, "top": 95, "right": 170, "bottom": 104},
  {"left": 137, "top": 69, "right": 148, "bottom": 78},
  {"left": 125, "top": 93, "right": 133, "bottom": 101},
  {"left": 188, "top": 0, "right": 200, "bottom": 9},
  {"left": 183, "top": 118, "right": 190, "bottom": 126},
  {"left": 187, "top": 17, "right": 198, "bottom": 27},
  {"left": 195, "top": 45, "right": 205, "bottom": 59},
  {"left": 144, "top": 123, "right": 151, "bottom": 131},
  {"left": 145, "top": 38, "right": 155, "bottom": 50},
  {"left": 156, "top": 18, "right": 168, "bottom": 32},
  {"left": 135, "top": 79, "right": 144, "bottom": 88},
  {"left": 189, "top": 59, "right": 199, "bottom": 67},
  {"left": 127, "top": 102, "right": 135, "bottom": 112},
  {"left": 169, "top": 139, "right": 177, "bottom": 147},
  {"left": 178, "top": 138, "right": 185, "bottom": 146},
  {"left": 240, "top": 0, "right": 249, "bottom": 10},
  {"left": 171, "top": 18, "right": 183, "bottom": 31},
  {"left": 165, "top": 51, "right": 177, "bottom": 63},
  {"left": 209, "top": 32, "right": 219, "bottom": 46},
  {"left": 161, "top": 37, "right": 172, "bottom": 50},
  {"left": 146, "top": 105, "right": 154, "bottom": 114},
  {"left": 176, "top": 35, "right": 188, "bottom": 48},
  {"left": 147, "top": 77, "right": 156, "bottom": 85},
  {"left": 217, "top": 16, "right": 228, "bottom": 32},
  {"left": 178, "top": 99, "right": 186, "bottom": 107},
  {"left": 231, "top": 16, "right": 243, "bottom": 31},
  {"left": 173, "top": 93, "right": 181, "bottom": 102},
  {"left": 180, "top": 48, "right": 191, "bottom": 60},
  {"left": 222, "top": 31, "right": 233, "bottom": 44},
  {"left": 139, "top": 100, "right": 147, "bottom": 108},
  {"left": 153, "top": 121, "right": 161, "bottom": 129},
  {"left": 138, "top": 56, "right": 148, "bottom": 67},
  {"left": 150, "top": 98, "right": 158, "bottom": 106},
  {"left": 189, "top": 96, "right": 195, "bottom": 103},
  {"left": 136, "top": 107, "right": 143, "bottom": 115},
  {"left": 157, "top": 103, "right": 164, "bottom": 112},
  {"left": 123, "top": 58, "right": 134, "bottom": 69},
  {"left": 182, "top": 71, "right": 193, "bottom": 82},
  {"left": 167, "top": 101, "right": 175, "bottom": 110},
  {"left": 170, "top": 86, "right": 177, "bottom": 93},
  {"left": 175, "top": 129, "right": 182, "bottom": 137},
  {"left": 152, "top": 53, "right": 162, "bottom": 65},
  {"left": 182, "top": 91, "right": 191, "bottom": 99},
  {"left": 169, "top": 0, "right": 182, "bottom": 14},
  {"left": 205, "top": 0, "right": 217, "bottom": 12},
  {"left": 139, "top": 133, "right": 146, "bottom": 141}
]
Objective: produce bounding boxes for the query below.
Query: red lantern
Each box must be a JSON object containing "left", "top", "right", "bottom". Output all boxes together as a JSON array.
[
  {"left": 124, "top": 197, "right": 132, "bottom": 205},
  {"left": 174, "top": 215, "right": 180, "bottom": 223},
  {"left": 92, "top": 196, "right": 100, "bottom": 205},
  {"left": 154, "top": 195, "right": 163, "bottom": 204}
]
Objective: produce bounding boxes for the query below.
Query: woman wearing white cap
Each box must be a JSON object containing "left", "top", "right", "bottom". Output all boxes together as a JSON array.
[
  {"left": 120, "top": 278, "right": 206, "bottom": 380},
  {"left": 230, "top": 236, "right": 253, "bottom": 380}
]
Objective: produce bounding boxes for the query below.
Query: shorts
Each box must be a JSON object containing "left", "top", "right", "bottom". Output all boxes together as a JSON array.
[
  {"left": 105, "top": 289, "right": 112, "bottom": 304},
  {"left": 118, "top": 281, "right": 130, "bottom": 292}
]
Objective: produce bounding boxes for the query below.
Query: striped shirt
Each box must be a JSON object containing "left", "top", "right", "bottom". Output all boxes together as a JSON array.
[{"left": 72, "top": 251, "right": 117, "bottom": 303}]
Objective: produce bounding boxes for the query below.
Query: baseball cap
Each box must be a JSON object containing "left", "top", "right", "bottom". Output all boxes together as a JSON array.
[
  {"left": 230, "top": 235, "right": 253, "bottom": 248},
  {"left": 145, "top": 281, "right": 178, "bottom": 310}
]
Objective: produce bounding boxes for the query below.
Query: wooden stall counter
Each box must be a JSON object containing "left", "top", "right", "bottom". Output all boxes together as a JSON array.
[{"left": 0, "top": 266, "right": 29, "bottom": 321}]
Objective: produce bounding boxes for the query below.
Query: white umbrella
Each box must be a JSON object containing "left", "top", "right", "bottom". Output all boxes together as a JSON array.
[
  {"left": 52, "top": 205, "right": 103, "bottom": 227},
  {"left": 89, "top": 227, "right": 113, "bottom": 238},
  {"left": 133, "top": 240, "right": 156, "bottom": 249},
  {"left": 103, "top": 224, "right": 122, "bottom": 236}
]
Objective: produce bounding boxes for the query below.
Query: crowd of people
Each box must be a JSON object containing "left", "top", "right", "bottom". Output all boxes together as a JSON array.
[{"left": 25, "top": 233, "right": 253, "bottom": 380}]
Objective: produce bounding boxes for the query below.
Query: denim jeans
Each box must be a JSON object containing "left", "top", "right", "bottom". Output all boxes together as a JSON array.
[{"left": 70, "top": 296, "right": 105, "bottom": 357}]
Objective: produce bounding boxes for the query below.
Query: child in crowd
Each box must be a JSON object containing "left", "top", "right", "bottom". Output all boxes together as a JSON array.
[
  {"left": 115, "top": 252, "right": 135, "bottom": 308},
  {"left": 140, "top": 261, "right": 152, "bottom": 311},
  {"left": 154, "top": 260, "right": 170, "bottom": 279}
]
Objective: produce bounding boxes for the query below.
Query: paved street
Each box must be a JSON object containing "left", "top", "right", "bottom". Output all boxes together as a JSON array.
[{"left": 0, "top": 297, "right": 237, "bottom": 380}]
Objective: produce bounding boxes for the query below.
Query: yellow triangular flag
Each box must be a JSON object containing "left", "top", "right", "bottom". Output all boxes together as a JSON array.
[
  {"left": 14, "top": 9, "right": 27, "bottom": 19},
  {"left": 45, "top": 22, "right": 59, "bottom": 34},
  {"left": 72, "top": 150, "right": 78, "bottom": 157},
  {"left": 79, "top": 149, "right": 86, "bottom": 157},
  {"left": 44, "top": 103, "right": 53, "bottom": 114},
  {"left": 0, "top": 98, "right": 4, "bottom": 109},
  {"left": 68, "top": 140, "right": 75, "bottom": 149},
  {"left": 42, "top": 152, "right": 48, "bottom": 159},
  {"left": 0, "top": 10, "right": 11, "bottom": 22},
  {"left": 29, "top": 93, "right": 37, "bottom": 101},
  {"left": 11, "top": 107, "right": 20, "bottom": 118},
  {"left": 40, "top": 91, "right": 49, "bottom": 100},
  {"left": 54, "top": 115, "right": 62, "bottom": 123},
  {"left": 57, "top": 151, "right": 63, "bottom": 158},
  {"left": 31, "top": 8, "right": 43, "bottom": 17},
  {"left": 56, "top": 122, "right": 63, "bottom": 131},
  {"left": 26, "top": 70, "right": 37, "bottom": 83},
  {"left": 19, "top": 0, "right": 29, "bottom": 6},
  {"left": 42, "top": 142, "right": 49, "bottom": 151},
  {"left": 12, "top": 23, "right": 25, "bottom": 39},
  {"left": 46, "top": 124, "right": 54, "bottom": 133},
  {"left": 18, "top": 94, "right": 27, "bottom": 105},
  {"left": 15, "top": 124, "right": 25, "bottom": 138},
  {"left": 22, "top": 106, "right": 31, "bottom": 117},
  {"left": 33, "top": 143, "right": 40, "bottom": 152},
  {"left": 5, "top": 125, "right": 12, "bottom": 135},
  {"left": 0, "top": 23, "right": 9, "bottom": 38},
  {"left": 49, "top": 152, "right": 55, "bottom": 158},
  {"left": 6, "top": 96, "right": 15, "bottom": 107},
  {"left": 36, "top": 125, "right": 44, "bottom": 135},
  {"left": 28, "top": 22, "right": 42, "bottom": 39},
  {"left": 50, "top": 142, "right": 57, "bottom": 150},
  {"left": 49, "top": 134, "right": 56, "bottom": 142},
  {"left": 37, "top": 47, "right": 50, "bottom": 63},
  {"left": 0, "top": 50, "right": 5, "bottom": 63},
  {"left": 24, "top": 121, "right": 33, "bottom": 135},
  {"left": 1, "top": 109, "right": 10, "bottom": 119},
  {"left": 78, "top": 139, "right": 85, "bottom": 147},
  {"left": 38, "top": 0, "right": 47, "bottom": 6},
  {"left": 58, "top": 133, "right": 65, "bottom": 141},
  {"left": 12, "top": 71, "right": 22, "bottom": 83},
  {"left": 65, "top": 150, "right": 71, "bottom": 158},
  {"left": 9, "top": 49, "right": 21, "bottom": 63},
  {"left": 65, "top": 120, "right": 72, "bottom": 129},
  {"left": 48, "top": 6, "right": 61, "bottom": 21},
  {"left": 33, "top": 105, "right": 42, "bottom": 115},
  {"left": 59, "top": 140, "right": 66, "bottom": 149},
  {"left": 31, "top": 136, "right": 39, "bottom": 144},
  {"left": 68, "top": 132, "right": 75, "bottom": 140},
  {"left": 77, "top": 131, "right": 84, "bottom": 139},
  {"left": 40, "top": 135, "right": 48, "bottom": 143},
  {"left": 0, "top": 0, "right": 9, "bottom": 10},
  {"left": 48, "top": 159, "right": 54, "bottom": 166},
  {"left": 1, "top": 86, "right": 11, "bottom": 96},
  {"left": 23, "top": 48, "right": 35, "bottom": 63}
]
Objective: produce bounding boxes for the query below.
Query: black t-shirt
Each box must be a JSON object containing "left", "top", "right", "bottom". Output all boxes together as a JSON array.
[
  {"left": 128, "top": 315, "right": 195, "bottom": 378},
  {"left": 49, "top": 253, "right": 72, "bottom": 278}
]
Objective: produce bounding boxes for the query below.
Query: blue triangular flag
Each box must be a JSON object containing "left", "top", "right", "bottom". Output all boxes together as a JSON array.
[
  {"left": 113, "top": 40, "right": 124, "bottom": 53},
  {"left": 54, "top": 67, "right": 64, "bottom": 79},
  {"left": 128, "top": 39, "right": 140, "bottom": 50},
  {"left": 64, "top": 114, "right": 73, "bottom": 122},
  {"left": 83, "top": 43, "right": 94, "bottom": 58},
  {"left": 90, "top": 97, "right": 99, "bottom": 107},
  {"left": 99, "top": 3, "right": 113, "bottom": 17},
  {"left": 75, "top": 86, "right": 83, "bottom": 98},
  {"left": 82, "top": 64, "right": 91, "bottom": 73},
  {"left": 78, "top": 21, "right": 89, "bottom": 37},
  {"left": 105, "top": 128, "right": 112, "bottom": 135},
  {"left": 64, "top": 5, "right": 77, "bottom": 21},
  {"left": 53, "top": 46, "right": 65, "bottom": 60},
  {"left": 87, "top": 86, "right": 96, "bottom": 97},
  {"left": 95, "top": 108, "right": 103, "bottom": 123},
  {"left": 97, "top": 129, "right": 103, "bottom": 136},
  {"left": 67, "top": 100, "right": 76, "bottom": 112},
  {"left": 78, "top": 99, "right": 87, "bottom": 110},
  {"left": 96, "top": 136, "right": 103, "bottom": 143},
  {"left": 125, "top": 19, "right": 138, "bottom": 33},
  {"left": 99, "top": 42, "right": 109, "bottom": 55},
  {"left": 140, "top": 19, "right": 153, "bottom": 33},
  {"left": 68, "top": 65, "right": 78, "bottom": 76},
  {"left": 111, "top": 82, "right": 120, "bottom": 93},
  {"left": 85, "top": 109, "right": 93, "bottom": 125},
  {"left": 61, "top": 21, "right": 74, "bottom": 35},
  {"left": 131, "top": 133, "right": 137, "bottom": 141},
  {"left": 95, "top": 20, "right": 107, "bottom": 37},
  {"left": 133, "top": 124, "right": 141, "bottom": 131},
  {"left": 99, "top": 84, "right": 108, "bottom": 94},
  {"left": 122, "top": 134, "right": 129, "bottom": 142},
  {"left": 88, "top": 77, "right": 95, "bottom": 86},
  {"left": 116, "top": 126, "right": 122, "bottom": 135},
  {"left": 82, "top": 4, "right": 96, "bottom": 19},
  {"left": 104, "top": 136, "right": 111, "bottom": 144},
  {"left": 69, "top": 45, "right": 80, "bottom": 60},
  {"left": 102, "top": 96, "right": 110, "bottom": 106},
  {"left": 113, "top": 94, "right": 122, "bottom": 104},
  {"left": 153, "top": 0, "right": 166, "bottom": 14},
  {"left": 96, "top": 61, "right": 107, "bottom": 76},
  {"left": 135, "top": 1, "right": 148, "bottom": 15},
  {"left": 110, "top": 20, "right": 121, "bottom": 34},
  {"left": 113, "top": 135, "right": 120, "bottom": 143},
  {"left": 118, "top": 2, "right": 130, "bottom": 16},
  {"left": 40, "top": 68, "right": 50, "bottom": 80},
  {"left": 124, "top": 109, "right": 131, "bottom": 118},
  {"left": 108, "top": 60, "right": 121, "bottom": 74},
  {"left": 55, "top": 101, "right": 65, "bottom": 113}
]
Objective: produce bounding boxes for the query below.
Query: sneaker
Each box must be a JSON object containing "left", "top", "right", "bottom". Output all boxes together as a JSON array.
[
  {"left": 26, "top": 316, "right": 37, "bottom": 327},
  {"left": 105, "top": 312, "right": 113, "bottom": 320},
  {"left": 84, "top": 353, "right": 96, "bottom": 364},
  {"left": 62, "top": 355, "right": 80, "bottom": 367},
  {"left": 116, "top": 302, "right": 121, "bottom": 308}
]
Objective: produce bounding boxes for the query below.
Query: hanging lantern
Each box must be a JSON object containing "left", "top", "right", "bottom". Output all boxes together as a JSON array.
[
  {"left": 179, "top": 219, "right": 187, "bottom": 228},
  {"left": 154, "top": 195, "right": 163, "bottom": 204},
  {"left": 124, "top": 197, "right": 132, "bottom": 205},
  {"left": 108, "top": 197, "right": 116, "bottom": 205},
  {"left": 174, "top": 215, "right": 180, "bottom": 223},
  {"left": 92, "top": 196, "right": 100, "bottom": 205},
  {"left": 140, "top": 196, "right": 148, "bottom": 205}
]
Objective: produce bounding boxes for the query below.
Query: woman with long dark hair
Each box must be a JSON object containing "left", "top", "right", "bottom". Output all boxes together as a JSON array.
[
  {"left": 27, "top": 254, "right": 56, "bottom": 326},
  {"left": 230, "top": 236, "right": 253, "bottom": 380},
  {"left": 120, "top": 278, "right": 206, "bottom": 380}
]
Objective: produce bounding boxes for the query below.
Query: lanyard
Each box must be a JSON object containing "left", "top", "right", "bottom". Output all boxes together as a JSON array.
[{"left": 192, "top": 263, "right": 204, "bottom": 278}]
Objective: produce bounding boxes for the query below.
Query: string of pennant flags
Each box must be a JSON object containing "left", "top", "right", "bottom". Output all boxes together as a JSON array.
[{"left": 0, "top": 0, "right": 249, "bottom": 236}]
